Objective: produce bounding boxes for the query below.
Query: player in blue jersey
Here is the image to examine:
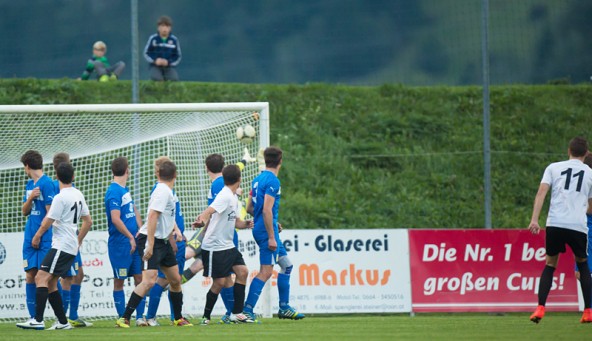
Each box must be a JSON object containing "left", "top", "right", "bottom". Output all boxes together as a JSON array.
[
  {"left": 17, "top": 150, "right": 57, "bottom": 327},
  {"left": 104, "top": 157, "right": 147, "bottom": 326},
  {"left": 50, "top": 153, "right": 92, "bottom": 327},
  {"left": 145, "top": 156, "right": 187, "bottom": 326},
  {"left": 243, "top": 147, "right": 305, "bottom": 321}
]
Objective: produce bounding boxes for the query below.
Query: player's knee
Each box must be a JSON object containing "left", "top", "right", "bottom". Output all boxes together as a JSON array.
[
  {"left": 35, "top": 272, "right": 50, "bottom": 287},
  {"left": 278, "top": 256, "right": 293, "bottom": 274},
  {"left": 258, "top": 266, "right": 274, "bottom": 280},
  {"left": 233, "top": 266, "right": 249, "bottom": 282}
]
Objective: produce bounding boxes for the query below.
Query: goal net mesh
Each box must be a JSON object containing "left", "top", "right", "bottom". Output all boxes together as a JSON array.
[{"left": 0, "top": 103, "right": 270, "bottom": 321}]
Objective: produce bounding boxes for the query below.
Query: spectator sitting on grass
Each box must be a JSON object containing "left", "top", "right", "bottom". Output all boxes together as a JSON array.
[{"left": 79, "top": 41, "right": 125, "bottom": 82}]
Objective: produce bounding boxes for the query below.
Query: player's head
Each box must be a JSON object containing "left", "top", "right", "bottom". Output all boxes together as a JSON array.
[
  {"left": 157, "top": 15, "right": 172, "bottom": 36},
  {"left": 56, "top": 162, "right": 75, "bottom": 184},
  {"left": 222, "top": 164, "right": 241, "bottom": 186},
  {"left": 569, "top": 137, "right": 588, "bottom": 158},
  {"left": 584, "top": 152, "right": 592, "bottom": 168},
  {"left": 53, "top": 152, "right": 70, "bottom": 172},
  {"left": 205, "top": 153, "right": 224, "bottom": 173},
  {"left": 264, "top": 146, "right": 283, "bottom": 168},
  {"left": 20, "top": 150, "right": 43, "bottom": 171},
  {"left": 159, "top": 160, "right": 177, "bottom": 181},
  {"left": 112, "top": 156, "right": 129, "bottom": 177},
  {"left": 154, "top": 156, "right": 172, "bottom": 177},
  {"left": 93, "top": 41, "right": 106, "bottom": 57}
]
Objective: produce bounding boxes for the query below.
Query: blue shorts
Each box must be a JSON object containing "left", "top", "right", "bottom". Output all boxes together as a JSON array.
[
  {"left": 256, "top": 237, "right": 287, "bottom": 265},
  {"left": 23, "top": 240, "right": 52, "bottom": 271},
  {"left": 158, "top": 241, "right": 186, "bottom": 279},
  {"left": 109, "top": 242, "right": 142, "bottom": 279},
  {"left": 63, "top": 251, "right": 83, "bottom": 277}
]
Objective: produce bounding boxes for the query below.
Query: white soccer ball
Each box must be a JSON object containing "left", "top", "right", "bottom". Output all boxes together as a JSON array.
[{"left": 236, "top": 124, "right": 256, "bottom": 144}]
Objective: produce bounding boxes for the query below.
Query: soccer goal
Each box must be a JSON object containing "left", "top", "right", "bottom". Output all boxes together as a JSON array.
[{"left": 0, "top": 103, "right": 272, "bottom": 321}]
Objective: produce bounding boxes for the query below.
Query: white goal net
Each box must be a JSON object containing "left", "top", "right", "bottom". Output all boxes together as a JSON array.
[{"left": 0, "top": 103, "right": 271, "bottom": 321}]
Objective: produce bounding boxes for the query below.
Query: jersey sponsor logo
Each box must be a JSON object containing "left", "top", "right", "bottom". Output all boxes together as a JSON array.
[
  {"left": 121, "top": 192, "right": 133, "bottom": 206},
  {"left": 227, "top": 210, "right": 236, "bottom": 221}
]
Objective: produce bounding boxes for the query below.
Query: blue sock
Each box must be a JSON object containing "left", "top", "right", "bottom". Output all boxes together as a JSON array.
[
  {"left": 244, "top": 278, "right": 265, "bottom": 313},
  {"left": 221, "top": 287, "right": 234, "bottom": 315},
  {"left": 278, "top": 273, "right": 291, "bottom": 309},
  {"left": 69, "top": 284, "right": 81, "bottom": 320},
  {"left": 26, "top": 283, "right": 36, "bottom": 318},
  {"left": 61, "top": 290, "right": 71, "bottom": 315},
  {"left": 136, "top": 296, "right": 146, "bottom": 319},
  {"left": 146, "top": 284, "right": 164, "bottom": 319},
  {"left": 113, "top": 290, "right": 126, "bottom": 317},
  {"left": 169, "top": 292, "right": 174, "bottom": 321},
  {"left": 57, "top": 280, "right": 63, "bottom": 294}
]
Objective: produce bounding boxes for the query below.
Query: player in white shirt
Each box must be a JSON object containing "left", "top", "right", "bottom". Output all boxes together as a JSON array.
[
  {"left": 194, "top": 164, "right": 254, "bottom": 325},
  {"left": 116, "top": 159, "right": 192, "bottom": 328},
  {"left": 528, "top": 137, "right": 592, "bottom": 324},
  {"left": 16, "top": 162, "right": 92, "bottom": 330}
]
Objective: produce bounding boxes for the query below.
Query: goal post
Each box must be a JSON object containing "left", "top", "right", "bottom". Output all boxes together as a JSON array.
[{"left": 0, "top": 102, "right": 272, "bottom": 320}]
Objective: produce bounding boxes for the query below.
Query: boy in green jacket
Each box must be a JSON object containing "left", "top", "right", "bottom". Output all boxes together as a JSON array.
[{"left": 80, "top": 41, "right": 125, "bottom": 81}]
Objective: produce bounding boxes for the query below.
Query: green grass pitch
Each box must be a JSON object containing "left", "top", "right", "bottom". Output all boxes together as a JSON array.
[{"left": 1, "top": 313, "right": 591, "bottom": 340}]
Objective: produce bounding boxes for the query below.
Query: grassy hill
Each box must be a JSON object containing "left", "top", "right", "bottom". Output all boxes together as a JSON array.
[{"left": 1, "top": 79, "right": 590, "bottom": 229}]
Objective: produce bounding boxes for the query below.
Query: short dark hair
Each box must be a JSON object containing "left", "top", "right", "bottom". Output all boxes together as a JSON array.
[
  {"left": 56, "top": 162, "right": 75, "bottom": 184},
  {"left": 205, "top": 154, "right": 225, "bottom": 173},
  {"left": 222, "top": 164, "right": 241, "bottom": 186},
  {"left": 20, "top": 150, "right": 43, "bottom": 170},
  {"left": 584, "top": 153, "right": 592, "bottom": 168},
  {"left": 111, "top": 157, "right": 128, "bottom": 176},
  {"left": 157, "top": 15, "right": 173, "bottom": 26},
  {"left": 53, "top": 152, "right": 70, "bottom": 171},
  {"left": 264, "top": 146, "right": 283, "bottom": 168},
  {"left": 159, "top": 160, "right": 177, "bottom": 181},
  {"left": 569, "top": 137, "right": 588, "bottom": 157}
]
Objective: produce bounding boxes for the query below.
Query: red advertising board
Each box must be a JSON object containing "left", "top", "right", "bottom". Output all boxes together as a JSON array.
[{"left": 408, "top": 229, "right": 578, "bottom": 312}]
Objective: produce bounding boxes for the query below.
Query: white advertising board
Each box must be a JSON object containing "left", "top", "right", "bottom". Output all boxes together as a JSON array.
[{"left": 0, "top": 229, "right": 411, "bottom": 319}]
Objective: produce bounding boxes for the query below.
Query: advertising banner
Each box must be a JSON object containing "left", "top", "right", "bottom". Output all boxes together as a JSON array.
[
  {"left": 0, "top": 228, "right": 412, "bottom": 319},
  {"left": 408, "top": 229, "right": 579, "bottom": 312}
]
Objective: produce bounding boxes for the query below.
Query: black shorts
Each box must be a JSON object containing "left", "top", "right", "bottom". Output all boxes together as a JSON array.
[
  {"left": 202, "top": 247, "right": 245, "bottom": 279},
  {"left": 39, "top": 248, "right": 76, "bottom": 277},
  {"left": 137, "top": 234, "right": 178, "bottom": 271},
  {"left": 546, "top": 226, "right": 589, "bottom": 259}
]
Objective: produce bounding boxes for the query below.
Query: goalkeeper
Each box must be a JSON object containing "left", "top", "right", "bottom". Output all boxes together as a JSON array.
[{"left": 79, "top": 41, "right": 125, "bottom": 82}]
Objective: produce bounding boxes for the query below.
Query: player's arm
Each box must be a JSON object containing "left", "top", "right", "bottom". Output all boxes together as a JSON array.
[
  {"left": 78, "top": 214, "right": 92, "bottom": 246},
  {"left": 529, "top": 183, "right": 550, "bottom": 234},
  {"left": 143, "top": 209, "right": 161, "bottom": 261},
  {"left": 588, "top": 198, "right": 592, "bottom": 215},
  {"left": 235, "top": 218, "right": 253, "bottom": 230},
  {"left": 247, "top": 191, "right": 253, "bottom": 217},
  {"left": 195, "top": 207, "right": 216, "bottom": 227},
  {"left": 134, "top": 205, "right": 143, "bottom": 231},
  {"left": 22, "top": 187, "right": 40, "bottom": 216},
  {"left": 263, "top": 194, "right": 277, "bottom": 251},
  {"left": 32, "top": 216, "right": 55, "bottom": 249},
  {"left": 110, "top": 210, "right": 137, "bottom": 253}
]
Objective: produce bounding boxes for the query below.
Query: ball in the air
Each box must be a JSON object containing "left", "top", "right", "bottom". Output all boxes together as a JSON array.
[{"left": 236, "top": 124, "right": 256, "bottom": 144}]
